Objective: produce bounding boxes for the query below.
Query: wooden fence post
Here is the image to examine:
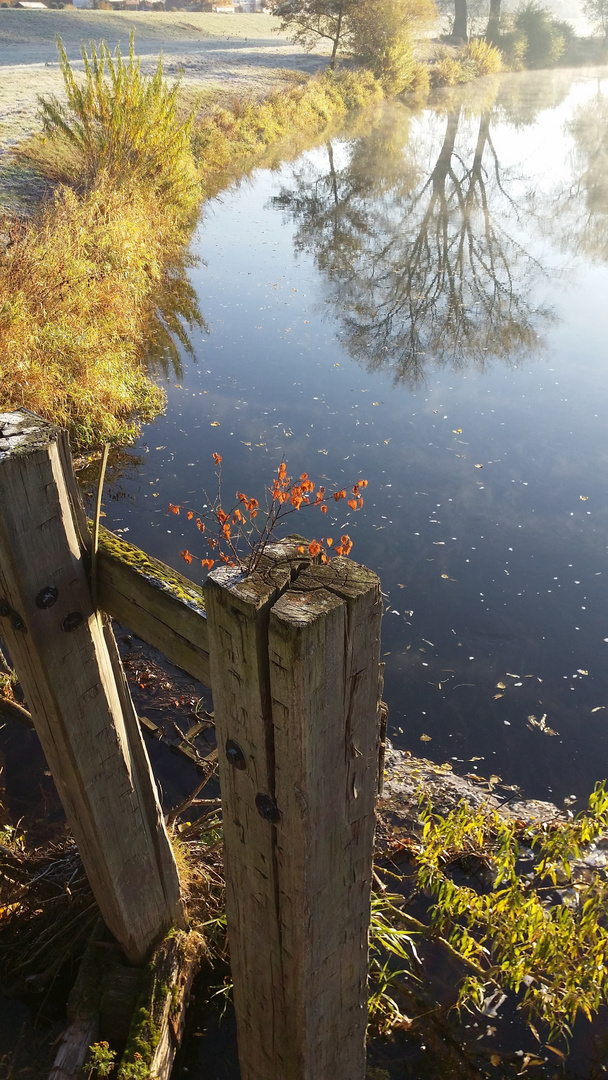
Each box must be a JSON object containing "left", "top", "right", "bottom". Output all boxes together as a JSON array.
[
  {"left": 0, "top": 411, "right": 183, "bottom": 964},
  {"left": 204, "top": 547, "right": 382, "bottom": 1080}
]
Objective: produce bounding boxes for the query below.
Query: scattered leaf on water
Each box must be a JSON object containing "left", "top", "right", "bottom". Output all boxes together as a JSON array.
[
  {"left": 527, "top": 713, "right": 558, "bottom": 736},
  {"left": 420, "top": 734, "right": 432, "bottom": 741},
  {"left": 474, "top": 464, "right": 483, "bottom": 469},
  {"left": 210, "top": 421, "right": 220, "bottom": 427},
  {"left": 592, "top": 706, "right": 605, "bottom": 713},
  {"left": 577, "top": 669, "right": 589, "bottom": 675},
  {"left": 580, "top": 495, "right": 589, "bottom": 500},
  {"left": 452, "top": 429, "right": 463, "bottom": 434},
  {"left": 493, "top": 693, "right": 504, "bottom": 700},
  {"left": 496, "top": 682, "right": 506, "bottom": 689}
]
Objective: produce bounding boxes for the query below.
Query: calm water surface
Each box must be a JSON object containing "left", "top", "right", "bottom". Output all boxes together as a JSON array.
[{"left": 106, "top": 67, "right": 608, "bottom": 806}]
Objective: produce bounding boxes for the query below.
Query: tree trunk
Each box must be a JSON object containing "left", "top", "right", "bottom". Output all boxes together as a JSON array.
[
  {"left": 329, "top": 9, "right": 343, "bottom": 68},
  {"left": 452, "top": 0, "right": 468, "bottom": 41},
  {"left": 486, "top": 0, "right": 501, "bottom": 41}
]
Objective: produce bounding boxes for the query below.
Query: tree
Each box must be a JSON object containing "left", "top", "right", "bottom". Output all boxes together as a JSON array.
[
  {"left": 349, "top": 0, "right": 436, "bottom": 91},
  {"left": 271, "top": 0, "right": 437, "bottom": 74},
  {"left": 269, "top": 0, "right": 356, "bottom": 68},
  {"left": 581, "top": 0, "right": 608, "bottom": 39}
]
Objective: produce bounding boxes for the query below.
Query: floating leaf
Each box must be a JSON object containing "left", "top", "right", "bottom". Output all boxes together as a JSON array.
[
  {"left": 496, "top": 682, "right": 506, "bottom": 689},
  {"left": 592, "top": 706, "right": 605, "bottom": 713},
  {"left": 493, "top": 693, "right": 503, "bottom": 700},
  {"left": 474, "top": 464, "right": 483, "bottom": 469},
  {"left": 210, "top": 421, "right": 220, "bottom": 427},
  {"left": 420, "top": 734, "right": 432, "bottom": 742},
  {"left": 580, "top": 495, "right": 589, "bottom": 501},
  {"left": 577, "top": 669, "right": 589, "bottom": 675}
]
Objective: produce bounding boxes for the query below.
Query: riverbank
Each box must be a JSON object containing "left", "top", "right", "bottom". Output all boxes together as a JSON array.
[{"left": 0, "top": 24, "right": 385, "bottom": 447}]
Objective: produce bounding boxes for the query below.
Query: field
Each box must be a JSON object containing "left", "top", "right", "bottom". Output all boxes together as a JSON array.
[{"left": 0, "top": 9, "right": 331, "bottom": 208}]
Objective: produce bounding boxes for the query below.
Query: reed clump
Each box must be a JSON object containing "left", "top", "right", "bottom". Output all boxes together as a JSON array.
[{"left": 432, "top": 38, "right": 504, "bottom": 85}]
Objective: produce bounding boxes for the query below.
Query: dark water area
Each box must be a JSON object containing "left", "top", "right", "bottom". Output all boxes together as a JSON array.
[{"left": 103, "top": 66, "right": 608, "bottom": 809}]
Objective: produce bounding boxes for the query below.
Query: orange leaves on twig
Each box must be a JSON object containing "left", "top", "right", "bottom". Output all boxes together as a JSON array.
[{"left": 172, "top": 456, "right": 367, "bottom": 577}]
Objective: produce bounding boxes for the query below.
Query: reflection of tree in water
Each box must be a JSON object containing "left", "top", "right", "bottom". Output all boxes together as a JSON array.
[
  {"left": 562, "top": 82, "right": 608, "bottom": 263},
  {"left": 145, "top": 254, "right": 208, "bottom": 383},
  {"left": 273, "top": 102, "right": 553, "bottom": 384}
]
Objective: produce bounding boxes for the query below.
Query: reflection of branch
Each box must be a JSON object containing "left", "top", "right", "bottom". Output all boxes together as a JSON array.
[{"left": 276, "top": 105, "right": 551, "bottom": 381}]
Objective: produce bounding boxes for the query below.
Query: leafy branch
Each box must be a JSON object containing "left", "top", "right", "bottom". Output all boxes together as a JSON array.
[{"left": 168, "top": 454, "right": 368, "bottom": 575}]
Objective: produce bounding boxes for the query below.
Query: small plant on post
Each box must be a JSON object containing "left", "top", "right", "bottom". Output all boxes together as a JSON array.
[{"left": 168, "top": 454, "right": 368, "bottom": 575}]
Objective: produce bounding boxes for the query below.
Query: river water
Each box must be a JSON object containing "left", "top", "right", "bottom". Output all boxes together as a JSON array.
[{"left": 104, "top": 66, "right": 608, "bottom": 808}]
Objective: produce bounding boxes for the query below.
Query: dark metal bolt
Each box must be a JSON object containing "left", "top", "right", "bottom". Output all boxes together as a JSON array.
[
  {"left": 61, "top": 611, "right": 83, "bottom": 633},
  {"left": 0, "top": 599, "right": 11, "bottom": 618},
  {"left": 10, "top": 612, "right": 26, "bottom": 632},
  {"left": 226, "top": 739, "right": 246, "bottom": 770},
  {"left": 255, "top": 793, "right": 280, "bottom": 824},
  {"left": 35, "top": 586, "right": 59, "bottom": 610}
]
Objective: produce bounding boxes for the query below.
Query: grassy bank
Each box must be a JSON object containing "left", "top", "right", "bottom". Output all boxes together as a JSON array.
[{"left": 0, "top": 55, "right": 382, "bottom": 449}]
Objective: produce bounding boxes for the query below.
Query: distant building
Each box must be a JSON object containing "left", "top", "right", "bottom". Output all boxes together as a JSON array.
[{"left": 15, "top": 2, "right": 48, "bottom": 7}]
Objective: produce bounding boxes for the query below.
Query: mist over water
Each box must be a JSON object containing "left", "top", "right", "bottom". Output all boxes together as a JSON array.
[{"left": 108, "top": 66, "right": 608, "bottom": 806}]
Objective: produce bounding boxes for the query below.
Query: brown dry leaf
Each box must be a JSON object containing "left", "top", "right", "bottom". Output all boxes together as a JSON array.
[{"left": 420, "top": 734, "right": 432, "bottom": 742}]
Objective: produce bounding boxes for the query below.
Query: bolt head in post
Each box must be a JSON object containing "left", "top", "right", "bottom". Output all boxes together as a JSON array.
[
  {"left": 226, "top": 739, "right": 246, "bottom": 770},
  {"left": 61, "top": 611, "right": 84, "bottom": 633},
  {"left": 10, "top": 612, "right": 26, "bottom": 632},
  {"left": 35, "top": 586, "right": 59, "bottom": 610}
]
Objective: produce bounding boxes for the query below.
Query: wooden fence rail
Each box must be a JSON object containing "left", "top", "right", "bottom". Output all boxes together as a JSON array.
[{"left": 0, "top": 409, "right": 384, "bottom": 1080}]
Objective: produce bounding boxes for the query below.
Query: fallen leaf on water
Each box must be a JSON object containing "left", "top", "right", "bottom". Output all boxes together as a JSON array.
[
  {"left": 491, "top": 1054, "right": 501, "bottom": 1067},
  {"left": 452, "top": 429, "right": 463, "bottom": 434},
  {"left": 496, "top": 681, "right": 506, "bottom": 689},
  {"left": 577, "top": 669, "right": 589, "bottom": 675},
  {"left": 580, "top": 495, "right": 589, "bottom": 500},
  {"left": 475, "top": 463, "right": 483, "bottom": 469},
  {"left": 210, "top": 421, "right": 220, "bottom": 427},
  {"left": 527, "top": 713, "right": 558, "bottom": 736},
  {"left": 420, "top": 734, "right": 432, "bottom": 742},
  {"left": 493, "top": 693, "right": 504, "bottom": 700},
  {"left": 592, "top": 706, "right": 605, "bottom": 712}
]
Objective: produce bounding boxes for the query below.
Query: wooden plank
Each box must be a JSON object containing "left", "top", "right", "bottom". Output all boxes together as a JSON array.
[
  {"left": 203, "top": 554, "right": 297, "bottom": 1080},
  {"left": 96, "top": 525, "right": 211, "bottom": 687},
  {"left": 204, "top": 548, "right": 382, "bottom": 1080},
  {"left": 269, "top": 558, "right": 382, "bottom": 1080},
  {"left": 0, "top": 410, "right": 184, "bottom": 964}
]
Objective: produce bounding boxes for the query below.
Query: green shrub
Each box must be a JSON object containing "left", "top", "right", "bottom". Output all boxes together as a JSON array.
[
  {"left": 349, "top": 0, "right": 437, "bottom": 94},
  {"left": 509, "top": 1, "right": 569, "bottom": 67}
]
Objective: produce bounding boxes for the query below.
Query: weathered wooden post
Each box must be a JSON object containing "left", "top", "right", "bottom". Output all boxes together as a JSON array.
[
  {"left": 204, "top": 545, "right": 382, "bottom": 1080},
  {"left": 0, "top": 411, "right": 183, "bottom": 964}
]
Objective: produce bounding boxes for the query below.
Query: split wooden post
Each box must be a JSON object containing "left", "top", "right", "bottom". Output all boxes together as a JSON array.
[
  {"left": 204, "top": 547, "right": 382, "bottom": 1080},
  {"left": 0, "top": 411, "right": 183, "bottom": 964}
]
